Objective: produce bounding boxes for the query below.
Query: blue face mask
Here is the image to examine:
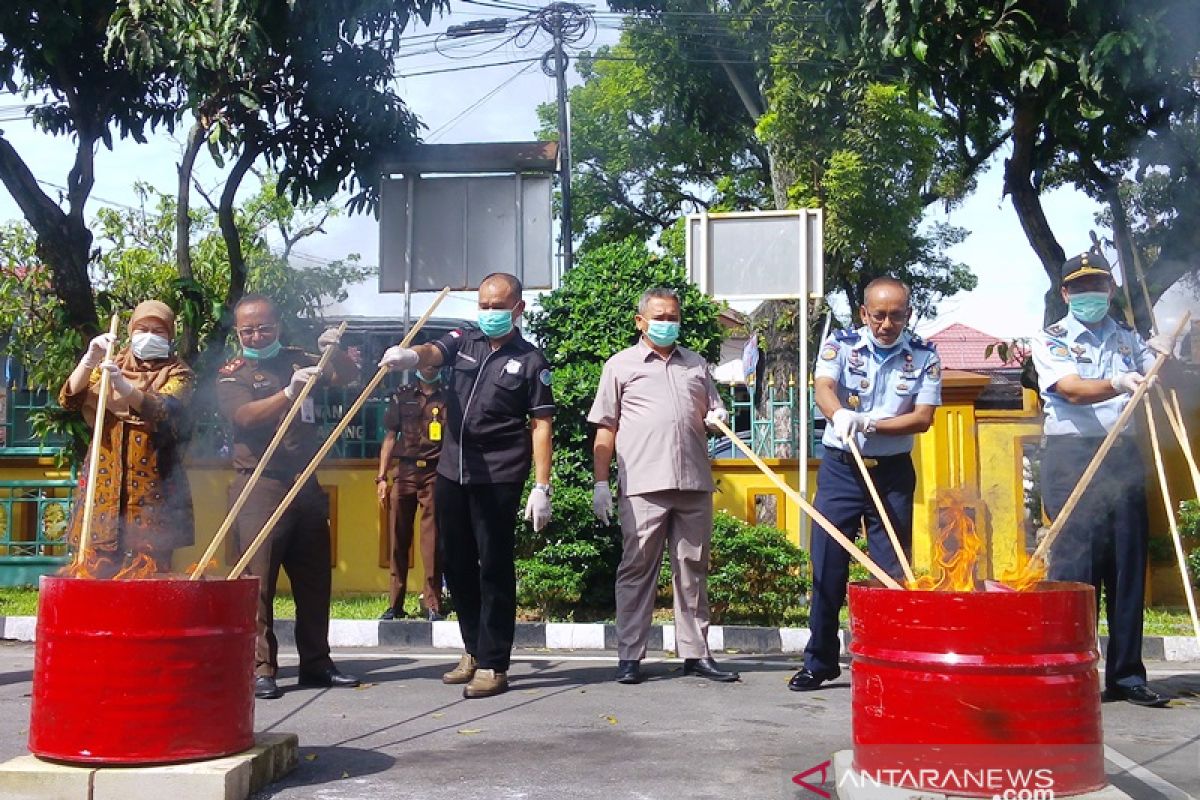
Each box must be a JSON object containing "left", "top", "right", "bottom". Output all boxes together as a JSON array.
[
  {"left": 1067, "top": 291, "right": 1110, "bottom": 324},
  {"left": 645, "top": 320, "right": 680, "bottom": 347},
  {"left": 243, "top": 340, "right": 282, "bottom": 361},
  {"left": 863, "top": 327, "right": 900, "bottom": 356},
  {"left": 418, "top": 371, "right": 441, "bottom": 384},
  {"left": 478, "top": 308, "right": 515, "bottom": 338}
]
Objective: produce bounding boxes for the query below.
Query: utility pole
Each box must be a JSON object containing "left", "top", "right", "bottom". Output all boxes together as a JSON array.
[{"left": 550, "top": 10, "right": 573, "bottom": 272}]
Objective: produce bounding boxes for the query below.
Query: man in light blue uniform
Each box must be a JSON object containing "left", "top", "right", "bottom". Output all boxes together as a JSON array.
[
  {"left": 789, "top": 277, "right": 942, "bottom": 691},
  {"left": 1032, "top": 249, "right": 1174, "bottom": 708}
]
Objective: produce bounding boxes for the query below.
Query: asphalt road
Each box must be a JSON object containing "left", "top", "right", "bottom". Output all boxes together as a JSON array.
[{"left": 0, "top": 642, "right": 1196, "bottom": 800}]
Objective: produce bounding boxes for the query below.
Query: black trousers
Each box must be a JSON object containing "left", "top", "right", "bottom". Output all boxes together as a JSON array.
[
  {"left": 434, "top": 476, "right": 524, "bottom": 671},
  {"left": 805, "top": 451, "right": 914, "bottom": 675},
  {"left": 1040, "top": 435, "right": 1148, "bottom": 689}
]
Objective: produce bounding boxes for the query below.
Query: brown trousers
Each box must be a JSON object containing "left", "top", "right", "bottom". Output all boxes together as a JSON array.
[
  {"left": 388, "top": 464, "right": 441, "bottom": 612},
  {"left": 615, "top": 489, "right": 714, "bottom": 661},
  {"left": 230, "top": 474, "right": 333, "bottom": 678}
]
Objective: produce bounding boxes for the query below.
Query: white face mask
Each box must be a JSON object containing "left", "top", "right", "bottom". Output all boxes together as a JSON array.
[{"left": 131, "top": 332, "right": 171, "bottom": 360}]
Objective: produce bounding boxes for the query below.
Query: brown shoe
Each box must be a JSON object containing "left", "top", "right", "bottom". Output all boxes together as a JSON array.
[
  {"left": 442, "top": 653, "right": 477, "bottom": 685},
  {"left": 463, "top": 668, "right": 508, "bottom": 699}
]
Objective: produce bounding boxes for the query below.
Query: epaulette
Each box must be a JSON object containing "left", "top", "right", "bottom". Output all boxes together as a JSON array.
[
  {"left": 909, "top": 334, "right": 935, "bottom": 351},
  {"left": 218, "top": 357, "right": 245, "bottom": 376},
  {"left": 833, "top": 329, "right": 860, "bottom": 343},
  {"left": 1044, "top": 324, "right": 1067, "bottom": 337}
]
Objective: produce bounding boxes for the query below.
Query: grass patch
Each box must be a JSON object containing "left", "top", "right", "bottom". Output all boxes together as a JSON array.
[{"left": 0, "top": 587, "right": 39, "bottom": 616}]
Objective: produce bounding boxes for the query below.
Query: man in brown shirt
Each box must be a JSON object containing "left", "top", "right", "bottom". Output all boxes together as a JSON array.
[
  {"left": 377, "top": 365, "right": 446, "bottom": 621},
  {"left": 587, "top": 287, "right": 738, "bottom": 685},
  {"left": 215, "top": 294, "right": 360, "bottom": 700}
]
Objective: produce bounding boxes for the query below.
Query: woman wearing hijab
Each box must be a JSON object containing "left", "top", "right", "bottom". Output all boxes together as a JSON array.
[{"left": 60, "top": 300, "right": 196, "bottom": 577}]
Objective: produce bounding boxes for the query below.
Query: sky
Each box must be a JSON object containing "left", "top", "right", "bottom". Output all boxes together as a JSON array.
[{"left": 0, "top": 5, "right": 1120, "bottom": 341}]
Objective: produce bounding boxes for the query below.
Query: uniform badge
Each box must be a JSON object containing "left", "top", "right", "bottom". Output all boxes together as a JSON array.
[
  {"left": 253, "top": 373, "right": 265, "bottom": 381},
  {"left": 450, "top": 330, "right": 462, "bottom": 338},
  {"left": 926, "top": 363, "right": 941, "bottom": 380},
  {"left": 821, "top": 346, "right": 838, "bottom": 361},
  {"left": 859, "top": 379, "right": 870, "bottom": 390},
  {"left": 1050, "top": 344, "right": 1068, "bottom": 358},
  {"left": 1070, "top": 345, "right": 1086, "bottom": 356},
  {"left": 218, "top": 358, "right": 245, "bottom": 376},
  {"left": 539, "top": 368, "right": 553, "bottom": 386},
  {"left": 429, "top": 420, "right": 442, "bottom": 442},
  {"left": 504, "top": 358, "right": 522, "bottom": 375},
  {"left": 1118, "top": 344, "right": 1131, "bottom": 355},
  {"left": 1046, "top": 324, "right": 1067, "bottom": 337},
  {"left": 848, "top": 394, "right": 861, "bottom": 409},
  {"left": 1075, "top": 356, "right": 1092, "bottom": 364},
  {"left": 896, "top": 383, "right": 909, "bottom": 393},
  {"left": 848, "top": 367, "right": 866, "bottom": 377}
]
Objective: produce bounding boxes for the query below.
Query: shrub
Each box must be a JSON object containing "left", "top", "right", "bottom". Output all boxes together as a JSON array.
[{"left": 706, "top": 511, "right": 808, "bottom": 626}]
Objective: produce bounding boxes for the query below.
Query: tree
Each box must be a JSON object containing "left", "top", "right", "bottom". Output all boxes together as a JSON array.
[
  {"left": 0, "top": 179, "right": 372, "bottom": 459},
  {"left": 522, "top": 238, "right": 725, "bottom": 609},
  {"left": 862, "top": 0, "right": 1200, "bottom": 324}
]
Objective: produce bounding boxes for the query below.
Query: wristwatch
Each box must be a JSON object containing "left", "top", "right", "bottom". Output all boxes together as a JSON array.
[{"left": 533, "top": 482, "right": 552, "bottom": 497}]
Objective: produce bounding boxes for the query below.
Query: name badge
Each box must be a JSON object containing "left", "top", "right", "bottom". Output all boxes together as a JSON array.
[
  {"left": 300, "top": 397, "right": 315, "bottom": 423},
  {"left": 504, "top": 358, "right": 522, "bottom": 374},
  {"left": 429, "top": 421, "right": 442, "bottom": 442}
]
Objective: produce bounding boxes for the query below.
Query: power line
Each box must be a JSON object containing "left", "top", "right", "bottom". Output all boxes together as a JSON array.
[{"left": 426, "top": 62, "right": 537, "bottom": 142}]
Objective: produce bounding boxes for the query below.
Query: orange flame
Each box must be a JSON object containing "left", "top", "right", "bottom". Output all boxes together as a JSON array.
[
  {"left": 911, "top": 488, "right": 985, "bottom": 592},
  {"left": 185, "top": 558, "right": 219, "bottom": 578},
  {"left": 58, "top": 549, "right": 116, "bottom": 579},
  {"left": 111, "top": 552, "right": 159, "bottom": 580},
  {"left": 997, "top": 551, "right": 1048, "bottom": 592},
  {"left": 58, "top": 549, "right": 161, "bottom": 580}
]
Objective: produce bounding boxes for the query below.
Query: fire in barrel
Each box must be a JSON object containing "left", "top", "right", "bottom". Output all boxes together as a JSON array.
[{"left": 848, "top": 489, "right": 1105, "bottom": 797}]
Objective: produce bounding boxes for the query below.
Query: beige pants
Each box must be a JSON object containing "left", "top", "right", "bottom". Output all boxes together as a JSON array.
[{"left": 615, "top": 489, "right": 713, "bottom": 660}]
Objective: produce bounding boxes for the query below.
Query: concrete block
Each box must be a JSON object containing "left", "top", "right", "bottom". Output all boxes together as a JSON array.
[
  {"left": 377, "top": 620, "right": 432, "bottom": 647},
  {"left": 512, "top": 622, "right": 546, "bottom": 648},
  {"left": 707, "top": 625, "right": 724, "bottom": 651},
  {"left": 1163, "top": 635, "right": 1200, "bottom": 661},
  {"left": 432, "top": 620, "right": 464, "bottom": 649},
  {"left": 328, "top": 620, "right": 377, "bottom": 648},
  {"left": 4, "top": 617, "right": 37, "bottom": 642},
  {"left": 545, "top": 623, "right": 604, "bottom": 649},
  {"left": 662, "top": 624, "right": 675, "bottom": 653},
  {"left": 779, "top": 627, "right": 810, "bottom": 653},
  {"left": 723, "top": 626, "right": 780, "bottom": 653},
  {"left": 0, "top": 754, "right": 95, "bottom": 800}
]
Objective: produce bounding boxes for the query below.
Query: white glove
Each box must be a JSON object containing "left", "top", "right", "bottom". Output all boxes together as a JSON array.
[
  {"left": 284, "top": 366, "right": 322, "bottom": 400},
  {"left": 100, "top": 362, "right": 134, "bottom": 398},
  {"left": 1110, "top": 371, "right": 1146, "bottom": 394},
  {"left": 81, "top": 333, "right": 117, "bottom": 368},
  {"left": 524, "top": 484, "right": 552, "bottom": 532},
  {"left": 1146, "top": 333, "right": 1175, "bottom": 357},
  {"left": 592, "top": 481, "right": 613, "bottom": 524},
  {"left": 317, "top": 327, "right": 342, "bottom": 353},
  {"left": 378, "top": 345, "right": 419, "bottom": 372},
  {"left": 831, "top": 408, "right": 875, "bottom": 442},
  {"left": 703, "top": 406, "right": 729, "bottom": 429}
]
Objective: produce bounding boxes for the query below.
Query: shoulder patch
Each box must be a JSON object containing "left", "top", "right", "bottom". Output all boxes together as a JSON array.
[
  {"left": 1049, "top": 342, "right": 1069, "bottom": 358},
  {"left": 449, "top": 329, "right": 463, "bottom": 338},
  {"left": 1044, "top": 324, "right": 1067, "bottom": 337},
  {"left": 910, "top": 334, "right": 935, "bottom": 351},
  {"left": 820, "top": 344, "right": 839, "bottom": 361},
  {"left": 219, "top": 358, "right": 245, "bottom": 376},
  {"left": 926, "top": 362, "right": 942, "bottom": 380},
  {"left": 539, "top": 368, "right": 552, "bottom": 386}
]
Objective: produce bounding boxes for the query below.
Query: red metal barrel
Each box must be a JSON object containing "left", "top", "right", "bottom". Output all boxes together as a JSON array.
[
  {"left": 849, "top": 581, "right": 1104, "bottom": 798},
  {"left": 30, "top": 575, "right": 257, "bottom": 764}
]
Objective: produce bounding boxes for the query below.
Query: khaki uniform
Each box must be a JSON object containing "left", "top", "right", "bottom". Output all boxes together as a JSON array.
[
  {"left": 216, "top": 346, "right": 348, "bottom": 678},
  {"left": 587, "top": 340, "right": 723, "bottom": 661},
  {"left": 382, "top": 382, "right": 446, "bottom": 612}
]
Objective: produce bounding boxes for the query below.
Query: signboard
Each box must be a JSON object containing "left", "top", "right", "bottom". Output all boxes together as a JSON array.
[
  {"left": 379, "top": 174, "right": 553, "bottom": 293},
  {"left": 686, "top": 210, "right": 824, "bottom": 300}
]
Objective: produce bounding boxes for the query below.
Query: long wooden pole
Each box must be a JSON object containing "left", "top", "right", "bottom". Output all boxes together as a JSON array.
[
  {"left": 190, "top": 322, "right": 348, "bottom": 580},
  {"left": 845, "top": 437, "right": 916, "bottom": 585},
  {"left": 1029, "top": 312, "right": 1190, "bottom": 568},
  {"left": 710, "top": 417, "right": 903, "bottom": 590},
  {"left": 1145, "top": 400, "right": 1200, "bottom": 640},
  {"left": 1157, "top": 388, "right": 1200, "bottom": 495},
  {"left": 75, "top": 315, "right": 121, "bottom": 568},
  {"left": 227, "top": 287, "right": 450, "bottom": 580}
]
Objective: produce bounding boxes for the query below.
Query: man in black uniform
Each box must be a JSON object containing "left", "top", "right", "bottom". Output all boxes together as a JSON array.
[
  {"left": 216, "top": 294, "right": 361, "bottom": 700},
  {"left": 377, "top": 365, "right": 446, "bottom": 621},
  {"left": 380, "top": 273, "right": 554, "bottom": 699}
]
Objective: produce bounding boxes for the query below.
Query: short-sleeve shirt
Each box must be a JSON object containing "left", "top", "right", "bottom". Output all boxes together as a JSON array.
[
  {"left": 814, "top": 328, "right": 942, "bottom": 457},
  {"left": 382, "top": 382, "right": 447, "bottom": 462},
  {"left": 587, "top": 340, "right": 722, "bottom": 496},
  {"left": 1032, "top": 314, "right": 1154, "bottom": 437},
  {"left": 215, "top": 347, "right": 322, "bottom": 472},
  {"left": 432, "top": 328, "right": 554, "bottom": 485}
]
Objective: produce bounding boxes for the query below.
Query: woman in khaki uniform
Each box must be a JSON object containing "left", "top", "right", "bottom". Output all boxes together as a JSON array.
[{"left": 60, "top": 300, "right": 195, "bottom": 576}]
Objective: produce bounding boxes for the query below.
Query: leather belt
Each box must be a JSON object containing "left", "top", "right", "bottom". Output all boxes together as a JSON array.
[
  {"left": 822, "top": 449, "right": 908, "bottom": 469},
  {"left": 397, "top": 457, "right": 437, "bottom": 469}
]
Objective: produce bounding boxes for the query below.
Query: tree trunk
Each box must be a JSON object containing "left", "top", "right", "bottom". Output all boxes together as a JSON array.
[
  {"left": 174, "top": 121, "right": 209, "bottom": 359},
  {"left": 1003, "top": 102, "right": 1066, "bottom": 326},
  {"left": 218, "top": 143, "right": 262, "bottom": 311},
  {"left": 0, "top": 135, "right": 98, "bottom": 334}
]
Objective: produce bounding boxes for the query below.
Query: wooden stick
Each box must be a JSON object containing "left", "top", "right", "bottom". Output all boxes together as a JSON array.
[
  {"left": 227, "top": 288, "right": 451, "bottom": 580},
  {"left": 845, "top": 437, "right": 916, "bottom": 585},
  {"left": 75, "top": 315, "right": 121, "bottom": 569},
  {"left": 710, "top": 417, "right": 903, "bottom": 590},
  {"left": 1145, "top": 398, "right": 1200, "bottom": 640},
  {"left": 1030, "top": 312, "right": 1190, "bottom": 566},
  {"left": 190, "top": 322, "right": 349, "bottom": 580}
]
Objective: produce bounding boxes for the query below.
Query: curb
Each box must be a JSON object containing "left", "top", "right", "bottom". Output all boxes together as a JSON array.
[{"left": 3, "top": 617, "right": 1198, "bottom": 660}]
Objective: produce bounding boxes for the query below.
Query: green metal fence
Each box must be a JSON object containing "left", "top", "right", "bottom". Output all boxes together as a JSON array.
[
  {"left": 710, "top": 379, "right": 825, "bottom": 460},
  {"left": 0, "top": 479, "right": 75, "bottom": 585},
  {"left": 0, "top": 385, "right": 65, "bottom": 456}
]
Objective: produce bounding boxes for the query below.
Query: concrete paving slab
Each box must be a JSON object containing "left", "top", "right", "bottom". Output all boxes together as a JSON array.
[{"left": 0, "top": 754, "right": 94, "bottom": 800}]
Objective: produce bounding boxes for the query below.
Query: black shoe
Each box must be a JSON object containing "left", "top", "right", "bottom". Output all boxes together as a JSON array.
[
  {"left": 1106, "top": 684, "right": 1170, "bottom": 707},
  {"left": 379, "top": 606, "right": 397, "bottom": 621},
  {"left": 788, "top": 667, "right": 840, "bottom": 691},
  {"left": 683, "top": 657, "right": 739, "bottom": 682},
  {"left": 426, "top": 609, "right": 445, "bottom": 622},
  {"left": 254, "top": 675, "right": 282, "bottom": 700},
  {"left": 615, "top": 660, "right": 642, "bottom": 684},
  {"left": 298, "top": 666, "right": 361, "bottom": 688}
]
